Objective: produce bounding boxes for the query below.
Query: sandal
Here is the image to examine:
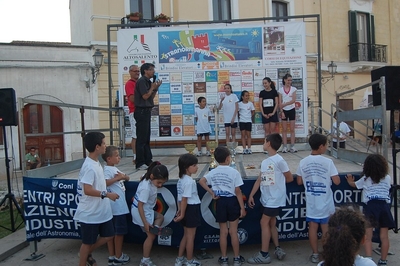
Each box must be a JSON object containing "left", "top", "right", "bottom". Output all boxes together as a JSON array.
[
  {"left": 149, "top": 226, "right": 173, "bottom": 236},
  {"left": 86, "top": 254, "right": 97, "bottom": 266}
]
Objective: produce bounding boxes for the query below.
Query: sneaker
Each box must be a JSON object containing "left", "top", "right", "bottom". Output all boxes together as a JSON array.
[
  {"left": 289, "top": 147, "right": 297, "bottom": 153},
  {"left": 174, "top": 257, "right": 187, "bottom": 266},
  {"left": 247, "top": 252, "right": 271, "bottom": 264},
  {"left": 186, "top": 258, "right": 202, "bottom": 266},
  {"left": 243, "top": 149, "right": 248, "bottom": 155},
  {"left": 140, "top": 258, "right": 157, "bottom": 266},
  {"left": 378, "top": 259, "right": 388, "bottom": 266},
  {"left": 282, "top": 147, "right": 288, "bottom": 153},
  {"left": 196, "top": 151, "right": 202, "bottom": 157},
  {"left": 263, "top": 150, "right": 268, "bottom": 154},
  {"left": 206, "top": 151, "right": 211, "bottom": 156},
  {"left": 310, "top": 253, "right": 320, "bottom": 263},
  {"left": 233, "top": 255, "right": 245, "bottom": 266},
  {"left": 113, "top": 253, "right": 130, "bottom": 265},
  {"left": 218, "top": 257, "right": 229, "bottom": 266},
  {"left": 108, "top": 256, "right": 115, "bottom": 266},
  {"left": 137, "top": 164, "right": 148, "bottom": 170},
  {"left": 274, "top": 247, "right": 286, "bottom": 260},
  {"left": 248, "top": 149, "right": 252, "bottom": 154}
]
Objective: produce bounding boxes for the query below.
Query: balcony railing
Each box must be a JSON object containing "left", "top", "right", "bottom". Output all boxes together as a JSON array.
[
  {"left": 349, "top": 43, "right": 387, "bottom": 63},
  {"left": 120, "top": 17, "right": 170, "bottom": 28}
]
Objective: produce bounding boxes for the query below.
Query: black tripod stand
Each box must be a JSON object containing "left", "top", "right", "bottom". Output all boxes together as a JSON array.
[{"left": 0, "top": 126, "right": 24, "bottom": 232}]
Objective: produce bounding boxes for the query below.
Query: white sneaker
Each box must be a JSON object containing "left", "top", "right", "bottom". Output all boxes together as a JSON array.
[
  {"left": 248, "top": 149, "right": 252, "bottom": 154},
  {"left": 247, "top": 252, "right": 271, "bottom": 264},
  {"left": 137, "top": 164, "right": 148, "bottom": 170},
  {"left": 243, "top": 149, "right": 248, "bottom": 155},
  {"left": 290, "top": 147, "right": 297, "bottom": 153},
  {"left": 196, "top": 151, "right": 202, "bottom": 157},
  {"left": 113, "top": 253, "right": 130, "bottom": 265},
  {"left": 140, "top": 258, "right": 157, "bottom": 266},
  {"left": 174, "top": 257, "right": 187, "bottom": 266},
  {"left": 282, "top": 147, "right": 288, "bottom": 153},
  {"left": 186, "top": 258, "right": 202, "bottom": 266},
  {"left": 310, "top": 253, "right": 320, "bottom": 263},
  {"left": 206, "top": 151, "right": 211, "bottom": 156},
  {"left": 274, "top": 247, "right": 286, "bottom": 260}
]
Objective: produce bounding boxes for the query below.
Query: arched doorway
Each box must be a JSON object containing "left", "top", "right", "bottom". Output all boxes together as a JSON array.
[{"left": 23, "top": 104, "right": 64, "bottom": 165}]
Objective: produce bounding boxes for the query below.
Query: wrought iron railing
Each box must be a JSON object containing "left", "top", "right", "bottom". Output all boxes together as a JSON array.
[
  {"left": 120, "top": 17, "right": 170, "bottom": 28},
  {"left": 349, "top": 43, "right": 387, "bottom": 63}
]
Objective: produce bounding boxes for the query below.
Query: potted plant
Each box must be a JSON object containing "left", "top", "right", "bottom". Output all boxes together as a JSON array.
[
  {"left": 127, "top": 12, "right": 142, "bottom": 22},
  {"left": 154, "top": 13, "right": 170, "bottom": 23}
]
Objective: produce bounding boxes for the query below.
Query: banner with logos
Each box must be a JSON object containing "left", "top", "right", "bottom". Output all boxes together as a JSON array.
[
  {"left": 24, "top": 175, "right": 363, "bottom": 246},
  {"left": 117, "top": 22, "right": 308, "bottom": 142}
]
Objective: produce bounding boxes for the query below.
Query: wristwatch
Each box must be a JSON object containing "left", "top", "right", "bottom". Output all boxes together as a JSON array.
[{"left": 100, "top": 191, "right": 107, "bottom": 199}]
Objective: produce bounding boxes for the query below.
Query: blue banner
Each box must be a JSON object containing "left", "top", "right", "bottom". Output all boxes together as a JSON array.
[{"left": 23, "top": 175, "right": 363, "bottom": 246}]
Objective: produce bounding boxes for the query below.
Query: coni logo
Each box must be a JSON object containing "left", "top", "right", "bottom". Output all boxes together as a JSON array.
[{"left": 51, "top": 180, "right": 74, "bottom": 191}]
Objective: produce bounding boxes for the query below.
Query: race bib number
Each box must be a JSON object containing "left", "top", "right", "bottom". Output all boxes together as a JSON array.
[
  {"left": 263, "top": 99, "right": 273, "bottom": 107},
  {"left": 261, "top": 164, "right": 275, "bottom": 186}
]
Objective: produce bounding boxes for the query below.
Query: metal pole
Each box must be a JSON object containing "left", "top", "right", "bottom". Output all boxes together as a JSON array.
[
  {"left": 317, "top": 15, "right": 322, "bottom": 131},
  {"left": 107, "top": 25, "right": 113, "bottom": 145}
]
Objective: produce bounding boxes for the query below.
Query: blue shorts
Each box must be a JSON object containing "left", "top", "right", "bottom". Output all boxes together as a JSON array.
[
  {"left": 80, "top": 219, "right": 114, "bottom": 245},
  {"left": 113, "top": 214, "right": 129, "bottom": 235},
  {"left": 180, "top": 204, "right": 201, "bottom": 228},
  {"left": 364, "top": 200, "right": 395, "bottom": 229},
  {"left": 306, "top": 216, "right": 329, "bottom": 224},
  {"left": 216, "top": 197, "right": 240, "bottom": 223}
]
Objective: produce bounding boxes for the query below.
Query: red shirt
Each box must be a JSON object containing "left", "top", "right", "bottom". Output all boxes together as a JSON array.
[{"left": 125, "top": 79, "right": 136, "bottom": 113}]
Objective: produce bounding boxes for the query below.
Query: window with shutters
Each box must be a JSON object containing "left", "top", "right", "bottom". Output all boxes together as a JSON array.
[
  {"left": 130, "top": 0, "right": 154, "bottom": 20},
  {"left": 348, "top": 10, "right": 386, "bottom": 62},
  {"left": 213, "top": 0, "right": 231, "bottom": 21},
  {"left": 272, "top": 1, "right": 288, "bottom": 22}
]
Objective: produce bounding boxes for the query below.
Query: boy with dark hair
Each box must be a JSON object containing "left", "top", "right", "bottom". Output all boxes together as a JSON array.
[
  {"left": 296, "top": 133, "right": 340, "bottom": 263},
  {"left": 199, "top": 146, "right": 246, "bottom": 266},
  {"left": 102, "top": 146, "right": 131, "bottom": 266},
  {"left": 74, "top": 132, "right": 120, "bottom": 266},
  {"left": 248, "top": 133, "right": 293, "bottom": 264}
]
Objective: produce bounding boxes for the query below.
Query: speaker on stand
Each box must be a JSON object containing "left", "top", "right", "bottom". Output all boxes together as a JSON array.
[
  {"left": 0, "top": 88, "right": 24, "bottom": 233},
  {"left": 371, "top": 67, "right": 400, "bottom": 232}
]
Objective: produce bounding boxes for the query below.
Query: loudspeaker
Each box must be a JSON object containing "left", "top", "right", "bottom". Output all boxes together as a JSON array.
[
  {"left": 0, "top": 88, "right": 18, "bottom": 126},
  {"left": 371, "top": 66, "right": 400, "bottom": 110}
]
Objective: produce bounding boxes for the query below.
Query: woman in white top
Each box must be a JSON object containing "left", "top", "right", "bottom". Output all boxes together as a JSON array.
[
  {"left": 219, "top": 83, "right": 239, "bottom": 144},
  {"left": 278, "top": 74, "right": 297, "bottom": 153}
]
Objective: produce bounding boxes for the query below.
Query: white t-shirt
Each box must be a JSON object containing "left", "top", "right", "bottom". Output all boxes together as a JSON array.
[
  {"left": 221, "top": 94, "right": 239, "bottom": 123},
  {"left": 104, "top": 165, "right": 129, "bottom": 216},
  {"left": 259, "top": 154, "right": 290, "bottom": 208},
  {"left": 177, "top": 174, "right": 201, "bottom": 205},
  {"left": 317, "top": 255, "right": 377, "bottom": 266},
  {"left": 278, "top": 86, "right": 297, "bottom": 110},
  {"left": 131, "top": 179, "right": 158, "bottom": 226},
  {"left": 195, "top": 107, "right": 212, "bottom": 134},
  {"left": 238, "top": 101, "right": 255, "bottom": 123},
  {"left": 331, "top": 121, "right": 351, "bottom": 142},
  {"left": 204, "top": 165, "right": 243, "bottom": 197},
  {"left": 355, "top": 175, "right": 391, "bottom": 204},
  {"left": 296, "top": 155, "right": 338, "bottom": 219},
  {"left": 74, "top": 157, "right": 112, "bottom": 224}
]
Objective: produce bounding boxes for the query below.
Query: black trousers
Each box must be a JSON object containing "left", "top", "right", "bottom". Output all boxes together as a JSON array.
[{"left": 134, "top": 108, "right": 153, "bottom": 168}]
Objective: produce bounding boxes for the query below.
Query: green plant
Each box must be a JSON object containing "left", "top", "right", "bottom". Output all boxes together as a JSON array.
[{"left": 154, "top": 13, "right": 170, "bottom": 21}]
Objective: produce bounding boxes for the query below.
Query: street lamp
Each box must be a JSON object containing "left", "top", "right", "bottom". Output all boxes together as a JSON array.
[
  {"left": 91, "top": 49, "right": 104, "bottom": 84},
  {"left": 327, "top": 61, "right": 337, "bottom": 78}
]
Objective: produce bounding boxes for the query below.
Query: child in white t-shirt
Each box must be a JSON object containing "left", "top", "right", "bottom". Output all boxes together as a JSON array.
[
  {"left": 218, "top": 83, "right": 239, "bottom": 144},
  {"left": 174, "top": 154, "right": 202, "bottom": 266},
  {"left": 238, "top": 90, "right": 255, "bottom": 154},
  {"left": 248, "top": 133, "right": 293, "bottom": 264},
  {"left": 195, "top": 96, "right": 213, "bottom": 157},
  {"left": 296, "top": 133, "right": 340, "bottom": 263},
  {"left": 131, "top": 162, "right": 171, "bottom": 266},
  {"left": 102, "top": 146, "right": 131, "bottom": 265},
  {"left": 199, "top": 146, "right": 246, "bottom": 266}
]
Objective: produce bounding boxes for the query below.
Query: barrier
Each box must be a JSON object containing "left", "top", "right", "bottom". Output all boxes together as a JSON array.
[{"left": 23, "top": 175, "right": 363, "bottom": 248}]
